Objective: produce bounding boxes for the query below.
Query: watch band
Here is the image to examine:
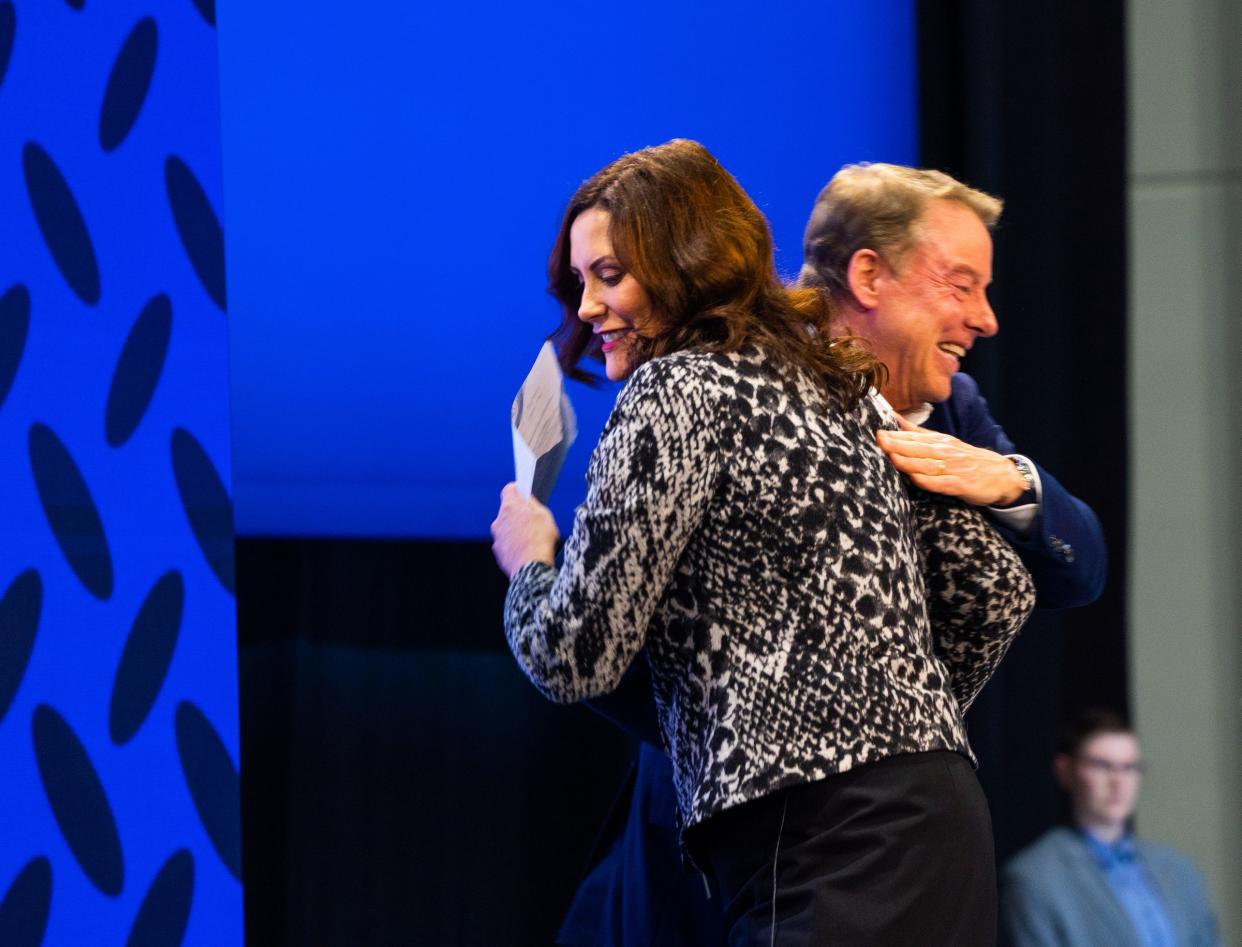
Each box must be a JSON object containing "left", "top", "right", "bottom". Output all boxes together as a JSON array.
[{"left": 1010, "top": 455, "right": 1036, "bottom": 494}]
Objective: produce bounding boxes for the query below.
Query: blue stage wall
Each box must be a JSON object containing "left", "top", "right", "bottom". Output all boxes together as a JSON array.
[
  {"left": 0, "top": 1, "right": 240, "bottom": 944},
  {"left": 219, "top": 0, "right": 918, "bottom": 539}
]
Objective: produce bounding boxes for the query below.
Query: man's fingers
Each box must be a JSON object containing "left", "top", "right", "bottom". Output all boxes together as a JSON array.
[
  {"left": 907, "top": 471, "right": 963, "bottom": 495},
  {"left": 881, "top": 441, "right": 943, "bottom": 463},
  {"left": 879, "top": 434, "right": 950, "bottom": 464},
  {"left": 885, "top": 430, "right": 950, "bottom": 445},
  {"left": 893, "top": 414, "right": 924, "bottom": 433},
  {"left": 888, "top": 452, "right": 952, "bottom": 477},
  {"left": 877, "top": 429, "right": 950, "bottom": 453}
]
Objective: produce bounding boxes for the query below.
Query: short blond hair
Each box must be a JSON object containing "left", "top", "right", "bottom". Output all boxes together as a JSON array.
[{"left": 800, "top": 163, "right": 1003, "bottom": 299}]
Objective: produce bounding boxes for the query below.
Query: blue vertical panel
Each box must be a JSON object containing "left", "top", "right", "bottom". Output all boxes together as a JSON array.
[
  {"left": 219, "top": 0, "right": 917, "bottom": 539},
  {"left": 0, "top": 1, "right": 240, "bottom": 944}
]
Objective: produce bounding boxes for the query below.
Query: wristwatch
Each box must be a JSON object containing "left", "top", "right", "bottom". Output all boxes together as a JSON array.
[{"left": 1009, "top": 456, "right": 1036, "bottom": 496}]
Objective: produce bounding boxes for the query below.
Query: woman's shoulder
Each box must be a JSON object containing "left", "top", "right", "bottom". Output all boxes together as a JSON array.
[
  {"left": 620, "top": 344, "right": 866, "bottom": 423},
  {"left": 620, "top": 348, "right": 752, "bottom": 405}
]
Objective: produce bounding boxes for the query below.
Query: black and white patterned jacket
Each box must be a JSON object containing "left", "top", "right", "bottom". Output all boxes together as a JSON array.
[{"left": 504, "top": 345, "right": 1035, "bottom": 830}]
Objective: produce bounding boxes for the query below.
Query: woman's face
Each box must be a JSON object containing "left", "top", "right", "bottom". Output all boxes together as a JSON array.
[{"left": 569, "top": 207, "right": 655, "bottom": 381}]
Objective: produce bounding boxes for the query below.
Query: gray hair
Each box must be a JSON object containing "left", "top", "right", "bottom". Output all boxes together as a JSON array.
[{"left": 800, "top": 163, "right": 1002, "bottom": 299}]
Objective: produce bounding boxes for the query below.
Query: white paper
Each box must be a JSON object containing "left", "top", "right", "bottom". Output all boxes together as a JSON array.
[{"left": 511, "top": 341, "right": 577, "bottom": 502}]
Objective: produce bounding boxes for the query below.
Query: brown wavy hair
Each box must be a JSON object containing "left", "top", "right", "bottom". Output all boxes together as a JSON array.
[{"left": 548, "top": 139, "right": 883, "bottom": 407}]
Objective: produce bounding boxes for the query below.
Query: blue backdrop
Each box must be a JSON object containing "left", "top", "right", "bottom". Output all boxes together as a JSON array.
[
  {"left": 0, "top": 1, "right": 240, "bottom": 944},
  {"left": 220, "top": 0, "right": 918, "bottom": 539}
]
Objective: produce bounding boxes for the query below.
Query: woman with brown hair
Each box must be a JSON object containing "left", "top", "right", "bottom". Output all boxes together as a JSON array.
[{"left": 491, "top": 139, "right": 1034, "bottom": 945}]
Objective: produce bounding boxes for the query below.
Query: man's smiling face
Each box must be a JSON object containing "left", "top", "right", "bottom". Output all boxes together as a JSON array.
[{"left": 859, "top": 198, "right": 998, "bottom": 412}]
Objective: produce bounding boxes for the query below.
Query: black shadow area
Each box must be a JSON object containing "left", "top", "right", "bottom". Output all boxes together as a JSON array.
[{"left": 238, "top": 538, "right": 636, "bottom": 946}]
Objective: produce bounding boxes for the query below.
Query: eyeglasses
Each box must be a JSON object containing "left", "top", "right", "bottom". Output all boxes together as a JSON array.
[{"left": 1078, "top": 756, "right": 1145, "bottom": 776}]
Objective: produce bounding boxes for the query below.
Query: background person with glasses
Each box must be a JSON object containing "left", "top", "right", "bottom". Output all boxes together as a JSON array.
[{"left": 1001, "top": 709, "right": 1220, "bottom": 946}]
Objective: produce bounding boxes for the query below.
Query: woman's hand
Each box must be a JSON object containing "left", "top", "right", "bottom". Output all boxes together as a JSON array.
[{"left": 490, "top": 483, "right": 560, "bottom": 579}]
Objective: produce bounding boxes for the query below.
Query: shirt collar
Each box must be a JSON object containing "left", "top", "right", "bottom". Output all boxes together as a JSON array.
[
  {"left": 1081, "top": 828, "right": 1138, "bottom": 869},
  {"left": 903, "top": 402, "right": 934, "bottom": 426},
  {"left": 870, "top": 392, "right": 934, "bottom": 427}
]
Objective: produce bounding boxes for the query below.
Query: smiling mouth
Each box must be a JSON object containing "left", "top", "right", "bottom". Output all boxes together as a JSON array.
[
  {"left": 598, "top": 328, "right": 632, "bottom": 352},
  {"left": 938, "top": 342, "right": 967, "bottom": 361}
]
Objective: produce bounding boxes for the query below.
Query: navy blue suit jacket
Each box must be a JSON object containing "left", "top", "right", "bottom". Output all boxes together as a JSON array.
[
  {"left": 556, "top": 372, "right": 1107, "bottom": 947},
  {"left": 926, "top": 373, "right": 1105, "bottom": 609}
]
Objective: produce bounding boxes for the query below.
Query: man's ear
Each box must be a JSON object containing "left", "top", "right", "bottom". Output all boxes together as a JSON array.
[{"left": 846, "top": 249, "right": 884, "bottom": 310}]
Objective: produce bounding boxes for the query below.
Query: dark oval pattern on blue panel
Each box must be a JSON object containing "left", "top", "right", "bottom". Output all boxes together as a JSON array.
[
  {"left": 0, "top": 284, "right": 31, "bottom": 414},
  {"left": 22, "top": 143, "right": 100, "bottom": 306},
  {"left": 110, "top": 571, "right": 184, "bottom": 745},
  {"left": 0, "top": 856, "right": 51, "bottom": 947},
  {"left": 64, "top": 0, "right": 85, "bottom": 8},
  {"left": 175, "top": 702, "right": 240, "bottom": 879},
  {"left": 28, "top": 424, "right": 114, "bottom": 600},
  {"left": 170, "top": 428, "right": 234, "bottom": 595},
  {"left": 190, "top": 0, "right": 215, "bottom": 27},
  {"left": 164, "top": 157, "right": 225, "bottom": 311},
  {"left": 0, "top": 569, "right": 42, "bottom": 726},
  {"left": 99, "top": 17, "right": 158, "bottom": 153},
  {"left": 0, "top": 4, "right": 15, "bottom": 97},
  {"left": 106, "top": 294, "right": 172, "bottom": 447},
  {"left": 32, "top": 705, "right": 124, "bottom": 896},
  {"left": 126, "top": 849, "right": 193, "bottom": 947}
]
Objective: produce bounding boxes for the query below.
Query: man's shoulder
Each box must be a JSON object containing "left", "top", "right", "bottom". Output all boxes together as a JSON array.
[
  {"left": 1136, "top": 837, "right": 1204, "bottom": 878},
  {"left": 950, "top": 371, "right": 983, "bottom": 401},
  {"left": 927, "top": 373, "right": 985, "bottom": 432},
  {"left": 929, "top": 373, "right": 1014, "bottom": 455},
  {"left": 944, "top": 372, "right": 988, "bottom": 418},
  {"left": 1004, "top": 827, "right": 1083, "bottom": 883}
]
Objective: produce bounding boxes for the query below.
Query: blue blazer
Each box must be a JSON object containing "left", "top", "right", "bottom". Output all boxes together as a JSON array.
[
  {"left": 1001, "top": 828, "right": 1219, "bottom": 946},
  {"left": 926, "top": 373, "right": 1106, "bottom": 609},
  {"left": 556, "top": 373, "right": 1108, "bottom": 946}
]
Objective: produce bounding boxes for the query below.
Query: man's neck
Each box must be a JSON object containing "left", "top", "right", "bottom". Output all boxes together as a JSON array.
[
  {"left": 1078, "top": 817, "right": 1127, "bottom": 845},
  {"left": 902, "top": 401, "right": 933, "bottom": 425}
]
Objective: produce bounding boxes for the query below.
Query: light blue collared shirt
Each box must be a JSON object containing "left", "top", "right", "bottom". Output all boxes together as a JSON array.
[{"left": 1082, "top": 831, "right": 1177, "bottom": 947}]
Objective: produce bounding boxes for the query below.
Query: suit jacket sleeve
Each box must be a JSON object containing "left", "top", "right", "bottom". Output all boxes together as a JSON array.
[{"left": 930, "top": 374, "right": 1107, "bottom": 609}]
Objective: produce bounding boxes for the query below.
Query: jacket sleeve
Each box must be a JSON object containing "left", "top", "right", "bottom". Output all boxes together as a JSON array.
[
  {"left": 940, "top": 374, "right": 1107, "bottom": 609},
  {"left": 913, "top": 490, "right": 1037, "bottom": 712},
  {"left": 503, "top": 359, "right": 721, "bottom": 704}
]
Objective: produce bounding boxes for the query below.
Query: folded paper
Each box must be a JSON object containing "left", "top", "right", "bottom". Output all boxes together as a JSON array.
[{"left": 512, "top": 341, "right": 577, "bottom": 503}]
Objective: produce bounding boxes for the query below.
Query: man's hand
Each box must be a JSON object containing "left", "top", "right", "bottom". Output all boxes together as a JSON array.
[
  {"left": 877, "top": 415, "right": 1028, "bottom": 507},
  {"left": 491, "top": 483, "right": 560, "bottom": 579}
]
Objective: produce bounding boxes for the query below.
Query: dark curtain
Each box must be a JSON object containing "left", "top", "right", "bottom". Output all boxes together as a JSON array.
[
  {"left": 237, "top": 540, "right": 635, "bottom": 946},
  {"left": 918, "top": 0, "right": 1129, "bottom": 859}
]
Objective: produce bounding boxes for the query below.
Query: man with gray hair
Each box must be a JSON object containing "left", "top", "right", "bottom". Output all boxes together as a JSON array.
[
  {"left": 802, "top": 163, "right": 1105, "bottom": 606},
  {"left": 557, "top": 163, "right": 1107, "bottom": 947}
]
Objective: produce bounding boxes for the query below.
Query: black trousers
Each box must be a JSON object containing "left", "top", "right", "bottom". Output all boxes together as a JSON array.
[{"left": 689, "top": 751, "right": 997, "bottom": 947}]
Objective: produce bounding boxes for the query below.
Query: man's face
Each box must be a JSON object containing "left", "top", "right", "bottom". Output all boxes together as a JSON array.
[
  {"left": 1057, "top": 732, "right": 1143, "bottom": 837},
  {"left": 858, "top": 199, "right": 997, "bottom": 412}
]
